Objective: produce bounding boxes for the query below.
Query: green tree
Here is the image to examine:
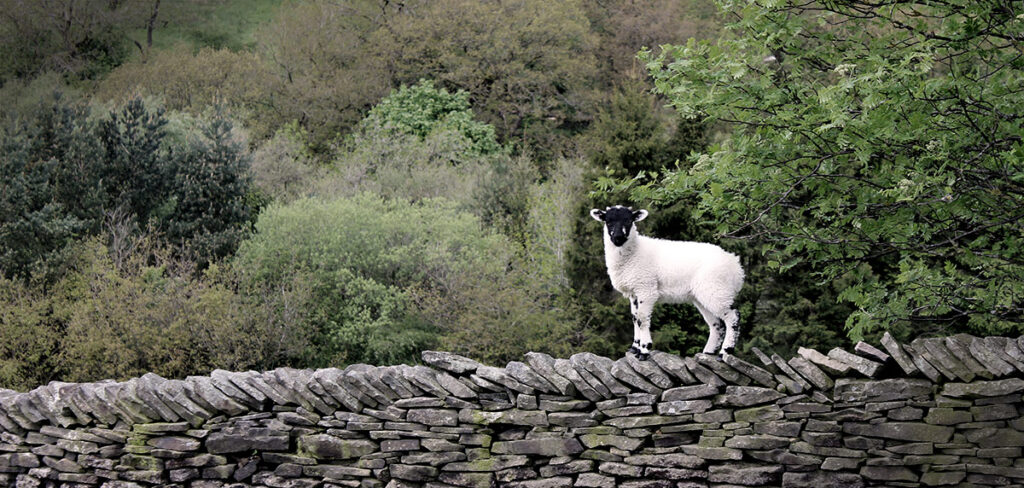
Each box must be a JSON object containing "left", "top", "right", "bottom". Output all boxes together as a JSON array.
[
  {"left": 356, "top": 80, "right": 503, "bottom": 156},
  {"left": 373, "top": 0, "right": 598, "bottom": 158},
  {"left": 638, "top": 0, "right": 1024, "bottom": 340}
]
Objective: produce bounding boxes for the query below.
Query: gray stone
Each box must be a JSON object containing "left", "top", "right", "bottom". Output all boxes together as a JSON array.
[
  {"left": 146, "top": 436, "right": 200, "bottom": 451},
  {"left": 734, "top": 404, "right": 784, "bottom": 423},
  {"left": 623, "top": 453, "right": 704, "bottom": 468},
  {"left": 421, "top": 351, "right": 481, "bottom": 374},
  {"left": 968, "top": 336, "right": 1016, "bottom": 376},
  {"left": 834, "top": 378, "right": 934, "bottom": 403},
  {"left": 574, "top": 472, "right": 616, "bottom": 488},
  {"left": 501, "top": 477, "right": 572, "bottom": 488},
  {"left": 552, "top": 359, "right": 601, "bottom": 402},
  {"left": 579, "top": 434, "right": 642, "bottom": 451},
  {"left": 679, "top": 445, "right": 742, "bottom": 460},
  {"left": 523, "top": 352, "right": 574, "bottom": 396},
  {"left": 771, "top": 354, "right": 813, "bottom": 391},
  {"left": 476, "top": 366, "right": 534, "bottom": 394},
  {"left": 942, "top": 378, "right": 1024, "bottom": 398},
  {"left": 442, "top": 455, "right": 529, "bottom": 472},
  {"left": 854, "top": 341, "right": 891, "bottom": 363},
  {"left": 748, "top": 449, "right": 821, "bottom": 466},
  {"left": 206, "top": 428, "right": 289, "bottom": 454},
  {"left": 648, "top": 351, "right": 698, "bottom": 384},
  {"left": 492, "top": 438, "right": 583, "bottom": 457},
  {"left": 709, "top": 463, "right": 783, "bottom": 486},
  {"left": 843, "top": 422, "right": 953, "bottom": 442},
  {"left": 722, "top": 353, "right": 778, "bottom": 388},
  {"left": 945, "top": 335, "right": 993, "bottom": 379},
  {"left": 860, "top": 466, "right": 918, "bottom": 482},
  {"left": 716, "top": 385, "right": 785, "bottom": 407},
  {"left": 657, "top": 400, "right": 711, "bottom": 415},
  {"left": 296, "top": 435, "right": 376, "bottom": 459},
  {"left": 724, "top": 434, "right": 791, "bottom": 450},
  {"left": 573, "top": 353, "right": 632, "bottom": 396},
  {"left": 798, "top": 347, "right": 851, "bottom": 375},
  {"left": 696, "top": 354, "right": 747, "bottom": 384},
  {"left": 624, "top": 354, "right": 673, "bottom": 389},
  {"left": 881, "top": 332, "right": 919, "bottom": 376},
  {"left": 915, "top": 338, "right": 971, "bottom": 381},
  {"left": 437, "top": 471, "right": 495, "bottom": 487},
  {"left": 457, "top": 409, "right": 547, "bottom": 426},
  {"left": 390, "top": 464, "right": 439, "bottom": 481},
  {"left": 662, "top": 384, "right": 719, "bottom": 402},
  {"left": 683, "top": 357, "right": 725, "bottom": 387},
  {"left": 610, "top": 360, "right": 667, "bottom": 396},
  {"left": 505, "top": 361, "right": 558, "bottom": 394},
  {"left": 788, "top": 357, "right": 833, "bottom": 390},
  {"left": 899, "top": 343, "right": 942, "bottom": 382},
  {"left": 406, "top": 408, "right": 458, "bottom": 426},
  {"left": 782, "top": 471, "right": 865, "bottom": 488}
]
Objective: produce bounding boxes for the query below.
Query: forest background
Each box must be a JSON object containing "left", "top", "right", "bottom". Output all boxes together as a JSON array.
[{"left": 0, "top": 0, "right": 1020, "bottom": 391}]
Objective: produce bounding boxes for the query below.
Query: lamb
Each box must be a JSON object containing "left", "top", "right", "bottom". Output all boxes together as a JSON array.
[{"left": 590, "top": 205, "right": 745, "bottom": 360}]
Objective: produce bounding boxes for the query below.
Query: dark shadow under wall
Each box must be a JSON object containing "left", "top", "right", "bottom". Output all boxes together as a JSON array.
[{"left": 2, "top": 333, "right": 1024, "bottom": 487}]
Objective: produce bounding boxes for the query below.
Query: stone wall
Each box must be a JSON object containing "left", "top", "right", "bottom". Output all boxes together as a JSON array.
[{"left": 3, "top": 333, "right": 1024, "bottom": 487}]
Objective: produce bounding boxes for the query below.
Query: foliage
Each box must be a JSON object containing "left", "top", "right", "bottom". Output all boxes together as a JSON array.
[
  {"left": 0, "top": 93, "right": 256, "bottom": 280},
  {"left": 373, "top": 0, "right": 598, "bottom": 158},
  {"left": 639, "top": 0, "right": 1024, "bottom": 340},
  {"left": 357, "top": 80, "right": 503, "bottom": 156},
  {"left": 0, "top": 236, "right": 310, "bottom": 390}
]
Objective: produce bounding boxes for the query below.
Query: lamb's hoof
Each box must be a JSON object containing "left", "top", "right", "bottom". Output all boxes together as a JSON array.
[
  {"left": 722, "top": 347, "right": 735, "bottom": 356},
  {"left": 627, "top": 345, "right": 640, "bottom": 355},
  {"left": 634, "top": 351, "right": 650, "bottom": 361}
]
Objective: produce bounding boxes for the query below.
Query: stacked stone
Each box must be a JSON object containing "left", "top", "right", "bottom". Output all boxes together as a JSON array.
[{"left": 1, "top": 333, "right": 1024, "bottom": 487}]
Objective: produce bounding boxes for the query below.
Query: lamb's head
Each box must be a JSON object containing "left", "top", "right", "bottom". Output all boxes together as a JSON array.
[{"left": 590, "top": 205, "right": 648, "bottom": 247}]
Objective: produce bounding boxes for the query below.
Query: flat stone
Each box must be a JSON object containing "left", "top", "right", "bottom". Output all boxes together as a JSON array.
[
  {"left": 860, "top": 466, "right": 918, "bottom": 482},
  {"left": 502, "top": 476, "right": 573, "bottom": 487},
  {"left": 146, "top": 436, "right": 200, "bottom": 451},
  {"left": 854, "top": 341, "right": 891, "bottom": 363},
  {"left": 716, "top": 385, "right": 785, "bottom": 407},
  {"left": 458, "top": 409, "right": 548, "bottom": 426},
  {"left": 986, "top": 336, "right": 1024, "bottom": 372},
  {"left": 390, "top": 464, "right": 439, "bottom": 481},
  {"left": 734, "top": 404, "right": 784, "bottom": 423},
  {"left": 523, "top": 352, "right": 574, "bottom": 396},
  {"left": 442, "top": 455, "right": 529, "bottom": 472},
  {"left": 406, "top": 408, "right": 458, "bottom": 426},
  {"left": 924, "top": 407, "right": 972, "bottom": 425},
  {"left": 579, "top": 434, "right": 642, "bottom": 451},
  {"left": 609, "top": 359, "right": 661, "bottom": 395},
  {"left": 624, "top": 353, "right": 674, "bottom": 388},
  {"left": 834, "top": 378, "right": 934, "bottom": 403},
  {"left": 648, "top": 351, "right": 698, "bottom": 384},
  {"left": 297, "top": 435, "right": 377, "bottom": 459},
  {"left": 206, "top": 428, "right": 289, "bottom": 454},
  {"left": 662, "top": 384, "right": 719, "bottom": 402},
  {"left": 401, "top": 451, "right": 465, "bottom": 466},
  {"left": 709, "top": 463, "right": 783, "bottom": 486},
  {"left": 782, "top": 471, "right": 865, "bottom": 488},
  {"left": 679, "top": 445, "right": 742, "bottom": 460},
  {"left": 965, "top": 428, "right": 1024, "bottom": 448},
  {"left": 843, "top": 422, "right": 953, "bottom": 442},
  {"left": 696, "top": 354, "right": 747, "bottom": 385},
  {"left": 571, "top": 353, "right": 630, "bottom": 396},
  {"left": 657, "top": 400, "right": 711, "bottom": 416},
  {"left": 798, "top": 347, "right": 851, "bottom": 375},
  {"left": 968, "top": 337, "right": 1016, "bottom": 376},
  {"left": 421, "top": 351, "right": 481, "bottom": 374},
  {"left": 915, "top": 338, "right": 971, "bottom": 381},
  {"left": 623, "top": 453, "right": 704, "bottom": 468},
  {"left": 901, "top": 343, "right": 942, "bottom": 382},
  {"left": 476, "top": 366, "right": 534, "bottom": 394},
  {"left": 724, "top": 434, "right": 791, "bottom": 450},
  {"left": 505, "top": 361, "right": 559, "bottom": 394},
  {"left": 492, "top": 438, "right": 583, "bottom": 457},
  {"left": 574, "top": 472, "right": 616, "bottom": 488},
  {"left": 433, "top": 371, "right": 477, "bottom": 399},
  {"left": 881, "top": 332, "right": 919, "bottom": 376},
  {"left": 771, "top": 355, "right": 812, "bottom": 391},
  {"left": 920, "top": 471, "right": 966, "bottom": 486},
  {"left": 945, "top": 335, "right": 993, "bottom": 379},
  {"left": 438, "top": 472, "right": 495, "bottom": 487},
  {"left": 722, "top": 353, "right": 778, "bottom": 388},
  {"left": 942, "top": 378, "right": 1024, "bottom": 398},
  {"left": 552, "top": 359, "right": 602, "bottom": 402},
  {"left": 748, "top": 449, "right": 822, "bottom": 466},
  {"left": 683, "top": 357, "right": 725, "bottom": 387}
]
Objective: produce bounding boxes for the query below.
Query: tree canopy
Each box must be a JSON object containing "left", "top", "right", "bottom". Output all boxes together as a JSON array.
[{"left": 637, "top": 0, "right": 1024, "bottom": 339}]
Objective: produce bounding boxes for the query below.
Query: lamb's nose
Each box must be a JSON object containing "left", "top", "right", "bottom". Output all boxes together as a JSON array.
[{"left": 612, "top": 235, "right": 627, "bottom": 246}]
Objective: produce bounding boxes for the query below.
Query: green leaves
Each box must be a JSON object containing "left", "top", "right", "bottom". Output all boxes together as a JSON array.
[{"left": 640, "top": 0, "right": 1024, "bottom": 338}]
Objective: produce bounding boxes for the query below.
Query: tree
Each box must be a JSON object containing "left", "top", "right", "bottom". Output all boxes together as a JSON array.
[
  {"left": 373, "top": 0, "right": 598, "bottom": 158},
  {"left": 638, "top": 0, "right": 1024, "bottom": 340}
]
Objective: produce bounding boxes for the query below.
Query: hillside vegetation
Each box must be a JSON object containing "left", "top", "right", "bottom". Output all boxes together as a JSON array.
[{"left": 0, "top": 0, "right": 1020, "bottom": 390}]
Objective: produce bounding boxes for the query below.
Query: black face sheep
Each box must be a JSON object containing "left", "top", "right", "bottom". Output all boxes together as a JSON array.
[{"left": 590, "top": 206, "right": 745, "bottom": 360}]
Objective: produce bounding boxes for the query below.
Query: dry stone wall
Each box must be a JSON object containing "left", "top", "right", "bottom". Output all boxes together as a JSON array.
[{"left": 4, "top": 333, "right": 1024, "bottom": 487}]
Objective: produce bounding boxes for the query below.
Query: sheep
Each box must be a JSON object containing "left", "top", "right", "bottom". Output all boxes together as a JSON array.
[{"left": 590, "top": 205, "right": 745, "bottom": 360}]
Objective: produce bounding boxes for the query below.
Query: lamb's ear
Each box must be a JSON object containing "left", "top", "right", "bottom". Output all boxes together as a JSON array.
[
  {"left": 590, "top": 209, "right": 606, "bottom": 221},
  {"left": 633, "top": 209, "right": 649, "bottom": 222}
]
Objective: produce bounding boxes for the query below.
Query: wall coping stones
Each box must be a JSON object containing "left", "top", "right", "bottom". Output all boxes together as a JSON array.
[{"left": 4, "top": 334, "right": 1024, "bottom": 487}]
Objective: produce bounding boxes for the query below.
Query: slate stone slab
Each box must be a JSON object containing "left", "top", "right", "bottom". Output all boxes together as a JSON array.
[
  {"left": 552, "top": 359, "right": 602, "bottom": 402},
  {"left": 880, "top": 332, "right": 919, "bottom": 376},
  {"left": 609, "top": 359, "right": 661, "bottom": 395},
  {"left": 715, "top": 386, "right": 785, "bottom": 407},
  {"left": 683, "top": 357, "right": 725, "bottom": 387},
  {"left": 827, "top": 348, "right": 882, "bottom": 378},
  {"left": 942, "top": 378, "right": 1024, "bottom": 398},
  {"left": 648, "top": 351, "right": 698, "bottom": 384},
  {"left": 798, "top": 348, "right": 850, "bottom": 376},
  {"left": 968, "top": 337, "right": 1016, "bottom": 377},
  {"left": 945, "top": 335, "right": 993, "bottom": 379},
  {"left": 901, "top": 343, "right": 942, "bottom": 382},
  {"left": 572, "top": 353, "right": 630, "bottom": 396},
  {"left": 491, "top": 438, "right": 584, "bottom": 456},
  {"left": 624, "top": 354, "right": 674, "bottom": 389},
  {"left": 782, "top": 471, "right": 865, "bottom": 488},
  {"left": 722, "top": 353, "right": 777, "bottom": 388},
  {"left": 842, "top": 422, "right": 953, "bottom": 442},
  {"left": 772, "top": 354, "right": 812, "bottom": 391},
  {"left": 914, "top": 338, "right": 970, "bottom": 382},
  {"left": 505, "top": 362, "right": 558, "bottom": 394},
  {"left": 523, "top": 352, "right": 574, "bottom": 396},
  {"left": 788, "top": 357, "right": 833, "bottom": 390},
  {"left": 833, "top": 378, "right": 934, "bottom": 403},
  {"left": 421, "top": 351, "right": 481, "bottom": 375}
]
